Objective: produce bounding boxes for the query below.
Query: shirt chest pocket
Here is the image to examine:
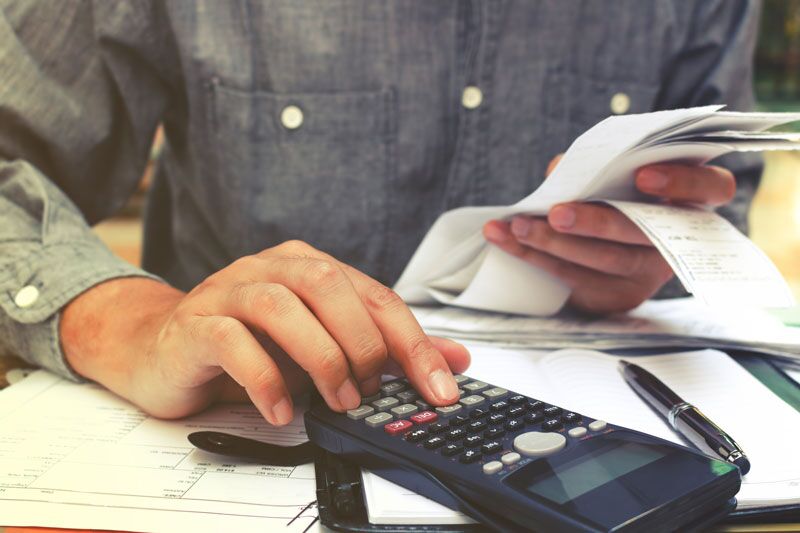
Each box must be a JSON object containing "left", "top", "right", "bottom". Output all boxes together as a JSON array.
[{"left": 205, "top": 80, "right": 397, "bottom": 275}]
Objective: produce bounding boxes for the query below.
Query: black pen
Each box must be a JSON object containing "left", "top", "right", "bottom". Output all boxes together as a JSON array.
[{"left": 618, "top": 360, "right": 750, "bottom": 475}]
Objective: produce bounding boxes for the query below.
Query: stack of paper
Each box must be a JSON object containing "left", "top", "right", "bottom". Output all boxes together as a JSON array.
[
  {"left": 395, "top": 106, "right": 800, "bottom": 316},
  {"left": 412, "top": 297, "right": 800, "bottom": 364}
]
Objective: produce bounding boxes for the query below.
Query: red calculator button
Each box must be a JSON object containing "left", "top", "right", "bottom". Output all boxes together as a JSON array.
[
  {"left": 410, "top": 411, "right": 438, "bottom": 424},
  {"left": 384, "top": 419, "right": 413, "bottom": 435}
]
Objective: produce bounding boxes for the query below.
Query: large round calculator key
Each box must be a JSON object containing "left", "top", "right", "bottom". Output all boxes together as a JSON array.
[
  {"left": 460, "top": 449, "right": 482, "bottom": 464},
  {"left": 464, "top": 434, "right": 484, "bottom": 448},
  {"left": 384, "top": 419, "right": 413, "bottom": 435},
  {"left": 410, "top": 411, "right": 438, "bottom": 425},
  {"left": 442, "top": 443, "right": 464, "bottom": 457},
  {"left": 406, "top": 429, "right": 428, "bottom": 442},
  {"left": 513, "top": 431, "right": 567, "bottom": 458},
  {"left": 424, "top": 436, "right": 447, "bottom": 450},
  {"left": 542, "top": 418, "right": 564, "bottom": 432}
]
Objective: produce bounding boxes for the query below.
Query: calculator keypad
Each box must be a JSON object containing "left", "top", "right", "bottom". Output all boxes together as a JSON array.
[{"left": 346, "top": 375, "right": 602, "bottom": 476}]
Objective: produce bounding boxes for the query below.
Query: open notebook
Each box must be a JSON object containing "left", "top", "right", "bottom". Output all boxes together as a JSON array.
[{"left": 363, "top": 347, "right": 800, "bottom": 525}]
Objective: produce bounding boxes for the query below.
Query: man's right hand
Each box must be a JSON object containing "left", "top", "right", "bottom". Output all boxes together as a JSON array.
[{"left": 61, "top": 240, "right": 469, "bottom": 425}]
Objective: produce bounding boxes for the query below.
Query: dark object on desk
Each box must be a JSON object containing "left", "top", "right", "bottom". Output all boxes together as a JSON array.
[
  {"left": 187, "top": 431, "right": 313, "bottom": 466},
  {"left": 618, "top": 360, "right": 751, "bottom": 475}
]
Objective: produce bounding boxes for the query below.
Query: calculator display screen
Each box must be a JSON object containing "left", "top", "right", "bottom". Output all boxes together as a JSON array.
[{"left": 521, "top": 442, "right": 665, "bottom": 505}]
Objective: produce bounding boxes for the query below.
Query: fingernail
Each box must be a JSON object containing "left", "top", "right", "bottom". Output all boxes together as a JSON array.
[
  {"left": 336, "top": 379, "right": 362, "bottom": 410},
  {"left": 638, "top": 168, "right": 669, "bottom": 191},
  {"left": 359, "top": 375, "right": 381, "bottom": 396},
  {"left": 511, "top": 217, "right": 531, "bottom": 238},
  {"left": 484, "top": 222, "right": 509, "bottom": 243},
  {"left": 549, "top": 205, "right": 576, "bottom": 229},
  {"left": 273, "top": 397, "right": 293, "bottom": 425},
  {"left": 428, "top": 369, "right": 458, "bottom": 404}
]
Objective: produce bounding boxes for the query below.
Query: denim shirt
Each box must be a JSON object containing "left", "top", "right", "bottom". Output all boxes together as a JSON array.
[{"left": 0, "top": 0, "right": 762, "bottom": 379}]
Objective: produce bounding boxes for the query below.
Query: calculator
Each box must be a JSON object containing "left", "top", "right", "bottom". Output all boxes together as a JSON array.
[{"left": 305, "top": 374, "right": 742, "bottom": 532}]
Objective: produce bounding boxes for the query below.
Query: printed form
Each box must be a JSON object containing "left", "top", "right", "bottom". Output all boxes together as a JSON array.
[{"left": 0, "top": 371, "right": 319, "bottom": 532}]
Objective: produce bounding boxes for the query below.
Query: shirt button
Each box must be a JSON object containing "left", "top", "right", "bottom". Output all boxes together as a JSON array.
[
  {"left": 610, "top": 92, "right": 630, "bottom": 114},
  {"left": 14, "top": 285, "right": 40, "bottom": 308},
  {"left": 461, "top": 86, "right": 483, "bottom": 110},
  {"left": 280, "top": 105, "right": 304, "bottom": 129}
]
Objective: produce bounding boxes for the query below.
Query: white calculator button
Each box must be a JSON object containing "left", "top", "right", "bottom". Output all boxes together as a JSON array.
[
  {"left": 435, "top": 404, "right": 463, "bottom": 417},
  {"left": 513, "top": 431, "right": 567, "bottom": 458},
  {"left": 453, "top": 374, "right": 470, "bottom": 385},
  {"left": 380, "top": 381, "right": 407, "bottom": 396},
  {"left": 568, "top": 426, "right": 587, "bottom": 438},
  {"left": 588, "top": 420, "right": 608, "bottom": 432},
  {"left": 482, "top": 387, "right": 508, "bottom": 399},
  {"left": 482, "top": 461, "right": 503, "bottom": 475},
  {"left": 347, "top": 405, "right": 375, "bottom": 420},
  {"left": 459, "top": 395, "right": 485, "bottom": 407},
  {"left": 390, "top": 404, "right": 419, "bottom": 418},
  {"left": 501, "top": 452, "right": 521, "bottom": 465},
  {"left": 365, "top": 412, "right": 393, "bottom": 427},
  {"left": 372, "top": 397, "right": 400, "bottom": 412},
  {"left": 463, "top": 381, "right": 488, "bottom": 392}
]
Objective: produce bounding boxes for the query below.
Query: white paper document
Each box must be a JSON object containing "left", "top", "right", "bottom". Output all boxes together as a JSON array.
[
  {"left": 363, "top": 345, "right": 800, "bottom": 524},
  {"left": 0, "top": 372, "right": 319, "bottom": 532},
  {"left": 395, "top": 106, "right": 800, "bottom": 315}
]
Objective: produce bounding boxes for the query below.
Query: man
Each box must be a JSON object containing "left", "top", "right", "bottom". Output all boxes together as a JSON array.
[{"left": 0, "top": 0, "right": 759, "bottom": 425}]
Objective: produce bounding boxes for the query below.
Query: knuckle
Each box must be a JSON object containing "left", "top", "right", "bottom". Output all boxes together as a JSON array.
[
  {"left": 364, "top": 284, "right": 404, "bottom": 312},
  {"left": 204, "top": 316, "right": 244, "bottom": 346},
  {"left": 352, "top": 334, "right": 388, "bottom": 373},
  {"left": 280, "top": 239, "right": 314, "bottom": 256},
  {"left": 256, "top": 283, "right": 295, "bottom": 317},
  {"left": 248, "top": 366, "right": 279, "bottom": 394},
  {"left": 405, "top": 335, "right": 436, "bottom": 365},
  {"left": 314, "top": 344, "right": 347, "bottom": 376},
  {"left": 302, "top": 259, "right": 346, "bottom": 292}
]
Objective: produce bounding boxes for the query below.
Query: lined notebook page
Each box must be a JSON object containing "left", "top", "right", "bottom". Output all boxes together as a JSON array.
[{"left": 362, "top": 346, "right": 800, "bottom": 524}]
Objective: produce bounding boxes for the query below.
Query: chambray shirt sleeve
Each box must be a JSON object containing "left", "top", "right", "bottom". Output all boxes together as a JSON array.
[
  {"left": 0, "top": 0, "right": 178, "bottom": 379},
  {"left": 655, "top": 0, "right": 763, "bottom": 298}
]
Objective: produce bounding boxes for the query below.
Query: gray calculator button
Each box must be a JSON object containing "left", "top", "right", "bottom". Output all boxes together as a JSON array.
[
  {"left": 347, "top": 405, "right": 375, "bottom": 420},
  {"left": 588, "top": 420, "right": 608, "bottom": 432},
  {"left": 501, "top": 452, "right": 521, "bottom": 465},
  {"left": 390, "top": 404, "right": 419, "bottom": 418},
  {"left": 482, "top": 461, "right": 503, "bottom": 475},
  {"left": 415, "top": 399, "right": 431, "bottom": 410},
  {"left": 459, "top": 395, "right": 486, "bottom": 407},
  {"left": 453, "top": 374, "right": 470, "bottom": 385},
  {"left": 458, "top": 388, "right": 466, "bottom": 398},
  {"left": 380, "top": 381, "right": 407, "bottom": 396},
  {"left": 396, "top": 390, "right": 419, "bottom": 403},
  {"left": 362, "top": 393, "right": 380, "bottom": 404},
  {"left": 365, "top": 412, "right": 393, "bottom": 427},
  {"left": 568, "top": 427, "right": 588, "bottom": 438},
  {"left": 463, "top": 381, "right": 488, "bottom": 392},
  {"left": 482, "top": 387, "right": 508, "bottom": 399},
  {"left": 435, "top": 404, "right": 463, "bottom": 417},
  {"left": 513, "top": 431, "right": 567, "bottom": 458},
  {"left": 372, "top": 397, "right": 400, "bottom": 412}
]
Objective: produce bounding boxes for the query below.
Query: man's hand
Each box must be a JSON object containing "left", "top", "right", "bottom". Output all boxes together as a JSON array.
[
  {"left": 62, "top": 240, "right": 469, "bottom": 425},
  {"left": 483, "top": 159, "right": 736, "bottom": 314}
]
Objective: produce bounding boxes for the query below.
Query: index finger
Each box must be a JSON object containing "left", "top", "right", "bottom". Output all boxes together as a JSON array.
[{"left": 635, "top": 164, "right": 736, "bottom": 206}]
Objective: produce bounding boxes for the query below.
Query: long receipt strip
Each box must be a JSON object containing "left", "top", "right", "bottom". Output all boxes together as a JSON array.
[
  {"left": 363, "top": 346, "right": 800, "bottom": 524},
  {"left": 395, "top": 106, "right": 800, "bottom": 315},
  {"left": 0, "top": 373, "right": 318, "bottom": 532}
]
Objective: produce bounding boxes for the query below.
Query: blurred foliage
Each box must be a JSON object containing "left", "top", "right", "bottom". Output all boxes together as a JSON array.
[{"left": 756, "top": 0, "right": 800, "bottom": 109}]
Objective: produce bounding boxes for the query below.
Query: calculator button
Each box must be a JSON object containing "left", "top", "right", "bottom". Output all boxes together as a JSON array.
[
  {"left": 568, "top": 427, "right": 588, "bottom": 438},
  {"left": 446, "top": 428, "right": 467, "bottom": 441},
  {"left": 406, "top": 429, "right": 428, "bottom": 442},
  {"left": 463, "top": 381, "right": 488, "bottom": 393},
  {"left": 396, "top": 390, "right": 419, "bottom": 403},
  {"left": 464, "top": 434, "right": 484, "bottom": 448},
  {"left": 562, "top": 412, "right": 581, "bottom": 424},
  {"left": 524, "top": 411, "right": 544, "bottom": 424},
  {"left": 442, "top": 443, "right": 464, "bottom": 457},
  {"left": 501, "top": 452, "right": 521, "bottom": 465},
  {"left": 390, "top": 404, "right": 419, "bottom": 418},
  {"left": 365, "top": 412, "right": 393, "bottom": 427},
  {"left": 460, "top": 449, "right": 482, "bottom": 463},
  {"left": 471, "top": 407, "right": 489, "bottom": 419},
  {"left": 450, "top": 414, "right": 470, "bottom": 427},
  {"left": 507, "top": 406, "right": 525, "bottom": 418},
  {"left": 384, "top": 419, "right": 413, "bottom": 435},
  {"left": 490, "top": 401, "right": 509, "bottom": 412},
  {"left": 372, "top": 397, "right": 400, "bottom": 412},
  {"left": 459, "top": 395, "right": 486, "bottom": 407},
  {"left": 428, "top": 422, "right": 448, "bottom": 434},
  {"left": 542, "top": 419, "right": 563, "bottom": 431},
  {"left": 481, "top": 441, "right": 503, "bottom": 455},
  {"left": 482, "top": 461, "right": 503, "bottom": 475},
  {"left": 482, "top": 387, "right": 508, "bottom": 399},
  {"left": 467, "top": 419, "right": 487, "bottom": 433},
  {"left": 453, "top": 374, "right": 470, "bottom": 385},
  {"left": 505, "top": 418, "right": 525, "bottom": 432},
  {"left": 424, "top": 436, "right": 447, "bottom": 450},
  {"left": 513, "top": 431, "right": 567, "bottom": 458},
  {"left": 488, "top": 413, "right": 506, "bottom": 425},
  {"left": 347, "top": 405, "right": 375, "bottom": 420},
  {"left": 543, "top": 406, "right": 562, "bottom": 417},
  {"left": 509, "top": 395, "right": 526, "bottom": 405},
  {"left": 485, "top": 426, "right": 506, "bottom": 439},
  {"left": 526, "top": 400, "right": 545, "bottom": 411},
  {"left": 380, "top": 380, "right": 407, "bottom": 397},
  {"left": 434, "top": 404, "right": 463, "bottom": 418},
  {"left": 410, "top": 411, "right": 438, "bottom": 425},
  {"left": 589, "top": 420, "right": 608, "bottom": 432},
  {"left": 415, "top": 399, "right": 431, "bottom": 410}
]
